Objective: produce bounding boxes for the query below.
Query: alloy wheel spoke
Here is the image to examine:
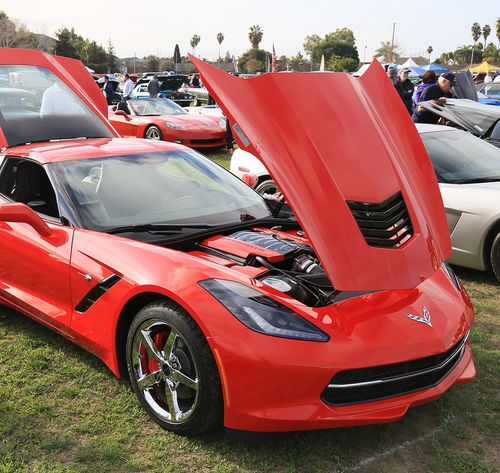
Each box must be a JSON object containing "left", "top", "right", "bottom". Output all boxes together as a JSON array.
[
  {"left": 164, "top": 328, "right": 180, "bottom": 360},
  {"left": 171, "top": 369, "right": 198, "bottom": 391},
  {"left": 165, "top": 382, "right": 181, "bottom": 422},
  {"left": 137, "top": 369, "right": 162, "bottom": 390},
  {"left": 140, "top": 329, "right": 165, "bottom": 363}
]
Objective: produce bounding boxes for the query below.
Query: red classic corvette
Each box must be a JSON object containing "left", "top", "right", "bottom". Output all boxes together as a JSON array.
[
  {"left": 108, "top": 98, "right": 227, "bottom": 149},
  {"left": 0, "top": 49, "right": 475, "bottom": 435}
]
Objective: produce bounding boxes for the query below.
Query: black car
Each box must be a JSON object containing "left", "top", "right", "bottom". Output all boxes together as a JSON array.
[{"left": 132, "top": 75, "right": 194, "bottom": 106}]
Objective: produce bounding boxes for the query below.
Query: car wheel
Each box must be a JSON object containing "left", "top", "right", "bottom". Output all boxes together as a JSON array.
[
  {"left": 490, "top": 233, "right": 500, "bottom": 282},
  {"left": 145, "top": 126, "right": 163, "bottom": 140},
  {"left": 255, "top": 178, "right": 279, "bottom": 196},
  {"left": 126, "top": 300, "right": 223, "bottom": 434}
]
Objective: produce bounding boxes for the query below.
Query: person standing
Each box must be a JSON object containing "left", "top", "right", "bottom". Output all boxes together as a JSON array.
[
  {"left": 103, "top": 75, "right": 115, "bottom": 105},
  {"left": 394, "top": 68, "right": 415, "bottom": 114},
  {"left": 412, "top": 72, "right": 455, "bottom": 124},
  {"left": 387, "top": 65, "right": 398, "bottom": 85},
  {"left": 122, "top": 73, "right": 134, "bottom": 101},
  {"left": 413, "top": 71, "right": 437, "bottom": 110},
  {"left": 148, "top": 74, "right": 161, "bottom": 98}
]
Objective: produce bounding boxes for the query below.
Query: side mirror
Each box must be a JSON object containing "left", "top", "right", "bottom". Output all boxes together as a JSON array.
[
  {"left": 115, "top": 110, "right": 131, "bottom": 120},
  {"left": 111, "top": 105, "right": 117, "bottom": 111},
  {"left": 0, "top": 202, "right": 52, "bottom": 237},
  {"left": 241, "top": 172, "right": 258, "bottom": 189}
]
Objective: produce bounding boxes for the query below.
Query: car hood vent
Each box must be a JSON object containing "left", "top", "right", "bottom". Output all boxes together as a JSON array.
[{"left": 347, "top": 192, "right": 414, "bottom": 248}]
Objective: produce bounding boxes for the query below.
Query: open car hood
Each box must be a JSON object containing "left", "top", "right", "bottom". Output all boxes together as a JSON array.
[
  {"left": 136, "top": 75, "right": 187, "bottom": 91},
  {"left": 191, "top": 56, "right": 451, "bottom": 291},
  {"left": 0, "top": 48, "right": 117, "bottom": 148},
  {"left": 420, "top": 98, "right": 500, "bottom": 137},
  {"left": 453, "top": 71, "right": 478, "bottom": 101}
]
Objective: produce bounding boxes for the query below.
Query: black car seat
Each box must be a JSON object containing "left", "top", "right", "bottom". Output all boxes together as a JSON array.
[
  {"left": 11, "top": 161, "right": 58, "bottom": 217},
  {"left": 116, "top": 101, "right": 130, "bottom": 114}
]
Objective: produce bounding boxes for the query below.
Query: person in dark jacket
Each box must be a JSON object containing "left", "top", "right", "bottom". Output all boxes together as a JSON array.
[
  {"left": 412, "top": 72, "right": 455, "bottom": 124},
  {"left": 394, "top": 68, "right": 415, "bottom": 114},
  {"left": 103, "top": 75, "right": 115, "bottom": 105},
  {"left": 413, "top": 70, "right": 437, "bottom": 110},
  {"left": 147, "top": 74, "right": 161, "bottom": 98}
]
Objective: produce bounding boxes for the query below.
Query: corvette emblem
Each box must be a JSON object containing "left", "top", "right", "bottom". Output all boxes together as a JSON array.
[{"left": 404, "top": 306, "right": 432, "bottom": 327}]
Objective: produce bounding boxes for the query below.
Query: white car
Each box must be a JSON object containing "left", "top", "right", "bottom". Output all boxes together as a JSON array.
[
  {"left": 184, "top": 104, "right": 224, "bottom": 118},
  {"left": 231, "top": 123, "right": 500, "bottom": 280}
]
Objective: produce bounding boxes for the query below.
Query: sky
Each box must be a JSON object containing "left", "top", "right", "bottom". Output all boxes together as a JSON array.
[{"left": 2, "top": 0, "right": 499, "bottom": 61}]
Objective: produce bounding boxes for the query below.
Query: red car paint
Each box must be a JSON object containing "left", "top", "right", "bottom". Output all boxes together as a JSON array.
[
  {"left": 0, "top": 49, "right": 475, "bottom": 432},
  {"left": 191, "top": 56, "right": 452, "bottom": 292},
  {"left": 108, "top": 104, "right": 227, "bottom": 149}
]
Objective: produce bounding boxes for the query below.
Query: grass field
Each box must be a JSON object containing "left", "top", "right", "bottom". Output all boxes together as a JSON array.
[{"left": 0, "top": 151, "right": 498, "bottom": 472}]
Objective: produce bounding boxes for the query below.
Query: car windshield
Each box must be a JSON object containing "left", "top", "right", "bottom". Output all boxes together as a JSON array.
[
  {"left": 0, "top": 65, "right": 113, "bottom": 147},
  {"left": 444, "top": 99, "right": 500, "bottom": 135},
  {"left": 421, "top": 130, "right": 500, "bottom": 183},
  {"left": 128, "top": 99, "right": 186, "bottom": 116},
  {"left": 52, "top": 149, "right": 271, "bottom": 231},
  {"left": 481, "top": 83, "right": 500, "bottom": 99}
]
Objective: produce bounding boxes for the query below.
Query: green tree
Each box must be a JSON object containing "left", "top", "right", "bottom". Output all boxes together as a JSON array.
[
  {"left": 107, "top": 39, "right": 117, "bottom": 73},
  {"left": 324, "top": 28, "right": 356, "bottom": 46},
  {"left": 327, "top": 56, "right": 359, "bottom": 72},
  {"left": 288, "top": 52, "right": 311, "bottom": 71},
  {"left": 54, "top": 27, "right": 80, "bottom": 59},
  {"left": 224, "top": 51, "right": 232, "bottom": 63},
  {"left": 216, "top": 32, "right": 224, "bottom": 61},
  {"left": 303, "top": 34, "right": 322, "bottom": 55},
  {"left": 248, "top": 25, "right": 263, "bottom": 49},
  {"left": 316, "top": 40, "right": 359, "bottom": 64},
  {"left": 145, "top": 55, "right": 160, "bottom": 71},
  {"left": 238, "top": 48, "right": 267, "bottom": 72},
  {"left": 0, "top": 11, "right": 21, "bottom": 48},
  {"left": 190, "top": 34, "right": 201, "bottom": 55},
  {"left": 496, "top": 18, "right": 500, "bottom": 47},
  {"left": 483, "top": 43, "right": 499, "bottom": 61}
]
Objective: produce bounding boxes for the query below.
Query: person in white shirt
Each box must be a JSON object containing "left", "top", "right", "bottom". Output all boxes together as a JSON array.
[
  {"left": 493, "top": 74, "right": 500, "bottom": 83},
  {"left": 484, "top": 73, "right": 493, "bottom": 84},
  {"left": 122, "top": 73, "right": 134, "bottom": 101},
  {"left": 40, "top": 81, "right": 85, "bottom": 116}
]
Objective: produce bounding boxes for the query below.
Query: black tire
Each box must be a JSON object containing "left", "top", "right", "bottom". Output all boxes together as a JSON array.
[
  {"left": 144, "top": 126, "right": 163, "bottom": 141},
  {"left": 490, "top": 233, "right": 500, "bottom": 282},
  {"left": 255, "top": 178, "right": 279, "bottom": 196},
  {"left": 126, "top": 300, "right": 223, "bottom": 434}
]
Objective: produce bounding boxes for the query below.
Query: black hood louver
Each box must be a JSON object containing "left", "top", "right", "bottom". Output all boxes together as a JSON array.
[{"left": 347, "top": 192, "right": 414, "bottom": 248}]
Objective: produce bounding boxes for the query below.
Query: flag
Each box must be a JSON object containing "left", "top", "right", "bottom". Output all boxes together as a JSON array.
[{"left": 272, "top": 42, "right": 277, "bottom": 73}]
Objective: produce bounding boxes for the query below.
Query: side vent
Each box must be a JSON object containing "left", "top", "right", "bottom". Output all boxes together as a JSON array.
[{"left": 347, "top": 192, "right": 414, "bottom": 248}]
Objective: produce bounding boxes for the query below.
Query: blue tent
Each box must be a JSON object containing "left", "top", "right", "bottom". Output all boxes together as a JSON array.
[{"left": 419, "top": 64, "right": 450, "bottom": 74}]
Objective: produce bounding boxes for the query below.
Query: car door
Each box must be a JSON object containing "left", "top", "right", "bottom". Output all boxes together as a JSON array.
[
  {"left": 0, "top": 156, "right": 74, "bottom": 334},
  {"left": 110, "top": 109, "right": 137, "bottom": 137}
]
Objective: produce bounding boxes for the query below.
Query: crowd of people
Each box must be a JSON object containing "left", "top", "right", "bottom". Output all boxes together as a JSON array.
[{"left": 387, "top": 65, "right": 456, "bottom": 125}]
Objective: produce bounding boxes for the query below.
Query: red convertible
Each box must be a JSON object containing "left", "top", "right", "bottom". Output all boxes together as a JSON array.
[
  {"left": 0, "top": 49, "right": 475, "bottom": 435},
  {"left": 108, "top": 98, "right": 227, "bottom": 149}
]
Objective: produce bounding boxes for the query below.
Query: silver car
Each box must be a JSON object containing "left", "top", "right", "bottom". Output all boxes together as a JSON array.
[{"left": 230, "top": 123, "right": 500, "bottom": 281}]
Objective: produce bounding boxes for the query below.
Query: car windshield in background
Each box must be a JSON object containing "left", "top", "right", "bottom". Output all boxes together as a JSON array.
[
  {"left": 52, "top": 149, "right": 270, "bottom": 231},
  {"left": 0, "top": 65, "right": 113, "bottom": 147},
  {"left": 422, "top": 130, "right": 500, "bottom": 183},
  {"left": 445, "top": 99, "right": 500, "bottom": 135},
  {"left": 481, "top": 84, "right": 500, "bottom": 99},
  {"left": 128, "top": 98, "right": 186, "bottom": 116}
]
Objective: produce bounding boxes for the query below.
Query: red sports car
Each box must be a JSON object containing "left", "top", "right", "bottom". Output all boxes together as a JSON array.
[
  {"left": 0, "top": 49, "right": 475, "bottom": 435},
  {"left": 108, "top": 97, "right": 227, "bottom": 149}
]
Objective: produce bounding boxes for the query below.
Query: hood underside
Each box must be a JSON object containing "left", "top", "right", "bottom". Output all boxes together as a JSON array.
[{"left": 191, "top": 56, "right": 451, "bottom": 291}]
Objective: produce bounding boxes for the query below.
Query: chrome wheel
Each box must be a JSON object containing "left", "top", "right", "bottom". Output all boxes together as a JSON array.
[
  {"left": 131, "top": 319, "right": 199, "bottom": 424},
  {"left": 145, "top": 126, "right": 162, "bottom": 140}
]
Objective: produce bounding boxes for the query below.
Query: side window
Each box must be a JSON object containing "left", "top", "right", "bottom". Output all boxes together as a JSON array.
[
  {"left": 489, "top": 121, "right": 500, "bottom": 142},
  {"left": 0, "top": 158, "right": 60, "bottom": 219}
]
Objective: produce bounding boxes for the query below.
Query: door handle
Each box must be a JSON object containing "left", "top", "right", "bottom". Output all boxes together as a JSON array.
[{"left": 77, "top": 272, "right": 92, "bottom": 282}]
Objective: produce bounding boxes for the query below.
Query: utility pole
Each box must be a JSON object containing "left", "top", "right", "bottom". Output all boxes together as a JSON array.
[{"left": 390, "top": 22, "right": 396, "bottom": 63}]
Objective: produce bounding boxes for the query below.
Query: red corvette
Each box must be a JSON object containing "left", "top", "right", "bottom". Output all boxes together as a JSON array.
[
  {"left": 0, "top": 49, "right": 475, "bottom": 435},
  {"left": 108, "top": 98, "right": 227, "bottom": 149}
]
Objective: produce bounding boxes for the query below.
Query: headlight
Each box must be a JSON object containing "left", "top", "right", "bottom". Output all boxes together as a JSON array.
[
  {"left": 442, "top": 262, "right": 461, "bottom": 291},
  {"left": 166, "top": 122, "right": 187, "bottom": 130},
  {"left": 199, "top": 279, "right": 329, "bottom": 342},
  {"left": 219, "top": 117, "right": 227, "bottom": 129}
]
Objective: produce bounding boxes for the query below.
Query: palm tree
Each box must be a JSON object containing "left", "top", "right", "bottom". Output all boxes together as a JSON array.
[
  {"left": 216, "top": 32, "right": 224, "bottom": 62},
  {"left": 190, "top": 34, "right": 200, "bottom": 56},
  {"left": 374, "top": 41, "right": 400, "bottom": 63},
  {"left": 482, "top": 25, "right": 491, "bottom": 49},
  {"left": 248, "top": 25, "right": 263, "bottom": 49},
  {"left": 496, "top": 18, "right": 500, "bottom": 48},
  {"left": 471, "top": 22, "right": 481, "bottom": 66},
  {"left": 427, "top": 45, "right": 433, "bottom": 65}
]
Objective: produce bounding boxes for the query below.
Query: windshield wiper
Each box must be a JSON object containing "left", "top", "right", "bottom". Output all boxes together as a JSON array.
[
  {"left": 451, "top": 176, "right": 500, "bottom": 184},
  {"left": 104, "top": 223, "right": 213, "bottom": 235}
]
